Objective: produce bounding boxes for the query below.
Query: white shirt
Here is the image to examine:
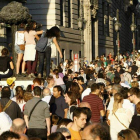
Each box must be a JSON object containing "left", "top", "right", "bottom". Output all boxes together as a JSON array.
[
  {"left": 0, "top": 112, "right": 12, "bottom": 135},
  {"left": 11, "top": 97, "right": 26, "bottom": 112},
  {"left": 107, "top": 97, "right": 135, "bottom": 116},
  {"left": 109, "top": 108, "right": 132, "bottom": 140},
  {"left": 42, "top": 95, "right": 51, "bottom": 107},
  {"left": 120, "top": 83, "right": 131, "bottom": 89},
  {"left": 81, "top": 88, "right": 91, "bottom": 100}
]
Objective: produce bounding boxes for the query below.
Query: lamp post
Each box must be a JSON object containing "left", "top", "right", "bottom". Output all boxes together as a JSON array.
[
  {"left": 130, "top": 13, "right": 136, "bottom": 60},
  {"left": 78, "top": 0, "right": 86, "bottom": 67},
  {"left": 114, "top": 9, "right": 121, "bottom": 62}
]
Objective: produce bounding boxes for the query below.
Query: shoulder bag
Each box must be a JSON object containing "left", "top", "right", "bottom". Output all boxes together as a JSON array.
[
  {"left": 28, "top": 100, "right": 42, "bottom": 121},
  {"left": 3, "top": 100, "right": 12, "bottom": 112},
  {"left": 113, "top": 113, "right": 128, "bottom": 129}
]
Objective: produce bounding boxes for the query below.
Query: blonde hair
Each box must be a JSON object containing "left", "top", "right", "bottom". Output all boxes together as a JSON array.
[
  {"left": 118, "top": 129, "right": 139, "bottom": 140},
  {"left": 112, "top": 93, "right": 123, "bottom": 113}
]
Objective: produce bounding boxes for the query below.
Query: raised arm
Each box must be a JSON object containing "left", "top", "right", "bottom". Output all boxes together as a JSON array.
[{"left": 36, "top": 30, "right": 43, "bottom": 35}]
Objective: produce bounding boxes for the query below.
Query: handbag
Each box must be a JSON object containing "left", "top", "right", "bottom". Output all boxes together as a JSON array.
[
  {"left": 19, "top": 44, "right": 25, "bottom": 51},
  {"left": 35, "top": 32, "right": 48, "bottom": 52},
  {"left": 113, "top": 113, "right": 128, "bottom": 129},
  {"left": 28, "top": 100, "right": 42, "bottom": 121}
]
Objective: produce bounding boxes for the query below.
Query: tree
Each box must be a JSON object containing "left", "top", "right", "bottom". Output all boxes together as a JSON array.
[{"left": 0, "top": 1, "right": 31, "bottom": 75}]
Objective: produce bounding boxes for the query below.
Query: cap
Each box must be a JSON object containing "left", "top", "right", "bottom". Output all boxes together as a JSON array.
[{"left": 7, "top": 77, "right": 16, "bottom": 86}]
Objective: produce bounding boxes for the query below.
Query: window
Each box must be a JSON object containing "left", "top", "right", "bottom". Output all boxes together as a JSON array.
[
  {"left": 78, "top": 0, "right": 80, "bottom": 18},
  {"left": 79, "top": 51, "right": 81, "bottom": 58},
  {"left": 62, "top": 49, "right": 65, "bottom": 61},
  {"left": 68, "top": 0, "right": 71, "bottom": 27},
  {"left": 60, "top": 0, "right": 63, "bottom": 26},
  {"left": 69, "top": 50, "right": 73, "bottom": 60},
  {"left": 107, "top": 4, "right": 110, "bottom": 36},
  {"left": 102, "top": 2, "right": 105, "bottom": 35}
]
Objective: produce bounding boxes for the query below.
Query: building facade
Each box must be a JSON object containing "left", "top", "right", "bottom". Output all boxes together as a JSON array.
[{"left": 0, "top": 0, "right": 139, "bottom": 63}]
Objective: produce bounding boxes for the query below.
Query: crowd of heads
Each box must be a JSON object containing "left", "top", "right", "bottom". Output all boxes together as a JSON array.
[{"left": 1, "top": 51, "right": 140, "bottom": 140}]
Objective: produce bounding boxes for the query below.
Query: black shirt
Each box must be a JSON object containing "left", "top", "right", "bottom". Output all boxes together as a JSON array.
[
  {"left": 129, "top": 115, "right": 140, "bottom": 134},
  {"left": 0, "top": 56, "right": 12, "bottom": 72},
  {"left": 131, "top": 65, "right": 138, "bottom": 75},
  {"left": 0, "top": 98, "right": 22, "bottom": 120}
]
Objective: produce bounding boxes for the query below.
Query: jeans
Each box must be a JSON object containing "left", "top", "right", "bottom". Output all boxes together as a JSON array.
[{"left": 38, "top": 47, "right": 51, "bottom": 77}]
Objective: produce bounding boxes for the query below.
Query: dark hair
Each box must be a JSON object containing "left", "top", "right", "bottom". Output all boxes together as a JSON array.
[
  {"left": 26, "top": 85, "right": 32, "bottom": 92},
  {"left": 82, "top": 107, "right": 92, "bottom": 123},
  {"left": 53, "top": 86, "right": 62, "bottom": 95},
  {"left": 1, "top": 131, "right": 20, "bottom": 140},
  {"left": 25, "top": 20, "right": 36, "bottom": 33},
  {"left": 1, "top": 48, "right": 9, "bottom": 56},
  {"left": 1, "top": 86, "right": 11, "bottom": 99},
  {"left": 114, "top": 77, "right": 121, "bottom": 84},
  {"left": 88, "top": 124, "right": 111, "bottom": 140},
  {"left": 78, "top": 76, "right": 84, "bottom": 83},
  {"left": 40, "top": 78, "right": 45, "bottom": 85},
  {"left": 57, "top": 119, "right": 72, "bottom": 129},
  {"left": 63, "top": 76, "right": 68, "bottom": 84},
  {"left": 70, "top": 82, "right": 80, "bottom": 99},
  {"left": 133, "top": 61, "right": 136, "bottom": 65},
  {"left": 66, "top": 91, "right": 77, "bottom": 105},
  {"left": 91, "top": 83, "right": 99, "bottom": 92},
  {"left": 45, "top": 26, "right": 60, "bottom": 40},
  {"left": 129, "top": 87, "right": 140, "bottom": 98},
  {"left": 52, "top": 115, "right": 59, "bottom": 125},
  {"left": 73, "top": 107, "right": 87, "bottom": 119},
  {"left": 29, "top": 138, "right": 41, "bottom": 140},
  {"left": 53, "top": 69, "right": 59, "bottom": 78},
  {"left": 15, "top": 86, "right": 24, "bottom": 103},
  {"left": 121, "top": 87, "right": 129, "bottom": 99},
  {"left": 98, "top": 73, "right": 104, "bottom": 78},
  {"left": 48, "top": 132, "right": 66, "bottom": 140},
  {"left": 33, "top": 86, "right": 41, "bottom": 96}
]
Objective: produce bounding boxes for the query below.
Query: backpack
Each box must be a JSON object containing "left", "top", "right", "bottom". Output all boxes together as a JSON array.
[
  {"left": 35, "top": 33, "right": 48, "bottom": 52},
  {"left": 0, "top": 57, "right": 8, "bottom": 72}
]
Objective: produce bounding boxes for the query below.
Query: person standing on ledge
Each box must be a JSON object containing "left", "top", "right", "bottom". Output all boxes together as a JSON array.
[{"left": 38, "top": 26, "right": 63, "bottom": 78}]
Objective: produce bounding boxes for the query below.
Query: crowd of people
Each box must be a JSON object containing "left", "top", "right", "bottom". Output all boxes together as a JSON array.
[
  {"left": 0, "top": 49, "right": 140, "bottom": 140},
  {"left": 0, "top": 20, "right": 140, "bottom": 140}
]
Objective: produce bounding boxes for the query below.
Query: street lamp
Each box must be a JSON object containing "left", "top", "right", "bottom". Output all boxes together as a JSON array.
[
  {"left": 78, "top": 0, "right": 86, "bottom": 67},
  {"left": 114, "top": 9, "right": 121, "bottom": 62},
  {"left": 130, "top": 13, "right": 136, "bottom": 60}
]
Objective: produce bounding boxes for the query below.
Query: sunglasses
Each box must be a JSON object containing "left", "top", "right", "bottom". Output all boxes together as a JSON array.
[{"left": 65, "top": 136, "right": 71, "bottom": 139}]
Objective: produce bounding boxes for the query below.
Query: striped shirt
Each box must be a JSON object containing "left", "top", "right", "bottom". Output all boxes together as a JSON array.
[{"left": 83, "top": 94, "right": 104, "bottom": 123}]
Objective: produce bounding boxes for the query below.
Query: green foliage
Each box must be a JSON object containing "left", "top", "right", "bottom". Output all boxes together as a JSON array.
[{"left": 0, "top": 1, "right": 31, "bottom": 25}]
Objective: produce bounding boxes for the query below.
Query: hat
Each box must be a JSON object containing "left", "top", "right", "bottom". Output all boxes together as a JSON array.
[{"left": 7, "top": 77, "right": 16, "bottom": 85}]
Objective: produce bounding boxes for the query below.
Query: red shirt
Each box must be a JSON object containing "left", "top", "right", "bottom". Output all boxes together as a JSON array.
[{"left": 83, "top": 94, "right": 104, "bottom": 123}]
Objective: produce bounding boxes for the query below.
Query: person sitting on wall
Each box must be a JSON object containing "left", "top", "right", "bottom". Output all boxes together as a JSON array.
[{"left": 0, "top": 48, "right": 14, "bottom": 80}]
